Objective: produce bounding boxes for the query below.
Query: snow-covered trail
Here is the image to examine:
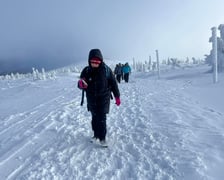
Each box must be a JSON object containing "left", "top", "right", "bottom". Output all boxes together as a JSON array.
[
  {"left": 137, "top": 78, "right": 224, "bottom": 180},
  {"left": 1, "top": 71, "right": 224, "bottom": 180},
  {"left": 110, "top": 77, "right": 224, "bottom": 180}
]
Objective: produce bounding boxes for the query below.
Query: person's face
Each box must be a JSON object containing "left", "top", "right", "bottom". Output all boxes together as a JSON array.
[{"left": 90, "top": 59, "right": 101, "bottom": 68}]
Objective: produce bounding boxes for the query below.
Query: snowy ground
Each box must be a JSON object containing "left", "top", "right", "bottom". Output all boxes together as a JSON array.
[{"left": 0, "top": 64, "right": 224, "bottom": 180}]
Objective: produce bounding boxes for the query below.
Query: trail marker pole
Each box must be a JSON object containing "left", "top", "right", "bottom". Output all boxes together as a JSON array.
[
  {"left": 156, "top": 50, "right": 160, "bottom": 79},
  {"left": 211, "top": 27, "right": 218, "bottom": 83}
]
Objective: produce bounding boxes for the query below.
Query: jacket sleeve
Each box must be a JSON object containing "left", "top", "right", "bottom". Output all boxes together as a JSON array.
[
  {"left": 108, "top": 68, "right": 120, "bottom": 98},
  {"left": 80, "top": 66, "right": 89, "bottom": 79},
  {"left": 77, "top": 66, "right": 89, "bottom": 89}
]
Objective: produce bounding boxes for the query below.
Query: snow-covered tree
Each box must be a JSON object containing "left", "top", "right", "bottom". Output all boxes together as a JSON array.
[{"left": 41, "top": 68, "right": 46, "bottom": 80}]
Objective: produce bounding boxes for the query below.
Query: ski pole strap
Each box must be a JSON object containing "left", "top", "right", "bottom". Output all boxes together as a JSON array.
[{"left": 81, "top": 90, "right": 85, "bottom": 106}]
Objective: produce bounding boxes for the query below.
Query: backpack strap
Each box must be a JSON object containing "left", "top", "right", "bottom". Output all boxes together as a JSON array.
[
  {"left": 104, "top": 64, "right": 113, "bottom": 99},
  {"left": 104, "top": 64, "right": 111, "bottom": 79},
  {"left": 80, "top": 67, "right": 89, "bottom": 106},
  {"left": 80, "top": 89, "right": 85, "bottom": 106}
]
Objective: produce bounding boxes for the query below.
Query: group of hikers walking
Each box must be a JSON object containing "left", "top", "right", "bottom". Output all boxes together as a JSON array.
[{"left": 114, "top": 63, "right": 131, "bottom": 83}]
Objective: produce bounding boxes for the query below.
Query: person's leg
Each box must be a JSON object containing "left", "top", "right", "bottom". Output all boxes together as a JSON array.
[
  {"left": 116, "top": 75, "right": 119, "bottom": 82},
  {"left": 97, "top": 112, "right": 107, "bottom": 141},
  {"left": 124, "top": 73, "right": 127, "bottom": 82},
  {"left": 117, "top": 75, "right": 121, "bottom": 83},
  {"left": 91, "top": 112, "right": 99, "bottom": 138},
  {"left": 126, "top": 73, "right": 129, "bottom": 82}
]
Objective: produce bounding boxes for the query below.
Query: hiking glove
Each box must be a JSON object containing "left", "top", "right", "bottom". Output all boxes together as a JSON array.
[
  {"left": 78, "top": 79, "right": 88, "bottom": 89},
  {"left": 115, "top": 97, "right": 121, "bottom": 106}
]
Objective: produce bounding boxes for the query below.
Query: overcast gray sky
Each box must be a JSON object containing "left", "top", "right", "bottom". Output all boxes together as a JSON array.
[{"left": 0, "top": 0, "right": 224, "bottom": 72}]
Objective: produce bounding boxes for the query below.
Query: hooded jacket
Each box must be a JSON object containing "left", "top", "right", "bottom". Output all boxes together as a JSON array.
[{"left": 80, "top": 49, "right": 120, "bottom": 114}]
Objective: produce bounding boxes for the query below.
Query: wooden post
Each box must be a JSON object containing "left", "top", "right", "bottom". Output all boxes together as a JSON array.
[
  {"left": 156, "top": 50, "right": 160, "bottom": 79},
  {"left": 211, "top": 27, "right": 218, "bottom": 83}
]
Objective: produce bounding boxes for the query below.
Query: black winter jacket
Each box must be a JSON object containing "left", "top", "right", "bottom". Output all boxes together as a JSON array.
[{"left": 80, "top": 62, "right": 120, "bottom": 114}]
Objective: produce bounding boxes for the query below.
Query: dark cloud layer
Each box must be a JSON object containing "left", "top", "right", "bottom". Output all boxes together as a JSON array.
[
  {"left": 0, "top": 1, "right": 88, "bottom": 74},
  {"left": 1, "top": 0, "right": 222, "bottom": 75}
]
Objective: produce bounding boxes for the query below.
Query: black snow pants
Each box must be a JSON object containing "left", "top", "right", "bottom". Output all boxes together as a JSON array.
[
  {"left": 116, "top": 74, "right": 122, "bottom": 83},
  {"left": 91, "top": 111, "right": 107, "bottom": 141},
  {"left": 124, "top": 73, "right": 129, "bottom": 83}
]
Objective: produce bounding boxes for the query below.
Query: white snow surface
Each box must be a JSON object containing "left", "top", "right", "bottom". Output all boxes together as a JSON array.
[{"left": 0, "top": 64, "right": 224, "bottom": 180}]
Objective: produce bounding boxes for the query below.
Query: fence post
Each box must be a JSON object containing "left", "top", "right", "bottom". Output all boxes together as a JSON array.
[
  {"left": 156, "top": 50, "right": 160, "bottom": 79},
  {"left": 211, "top": 27, "right": 218, "bottom": 83}
]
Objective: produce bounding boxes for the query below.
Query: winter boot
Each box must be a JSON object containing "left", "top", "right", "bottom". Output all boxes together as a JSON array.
[
  {"left": 100, "top": 140, "right": 108, "bottom": 148},
  {"left": 90, "top": 136, "right": 98, "bottom": 143}
]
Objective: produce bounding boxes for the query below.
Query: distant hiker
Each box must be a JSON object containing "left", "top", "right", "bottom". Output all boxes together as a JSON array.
[
  {"left": 114, "top": 63, "right": 123, "bottom": 83},
  {"left": 121, "top": 64, "right": 125, "bottom": 80},
  {"left": 78, "top": 49, "right": 121, "bottom": 147},
  {"left": 123, "top": 62, "right": 131, "bottom": 83}
]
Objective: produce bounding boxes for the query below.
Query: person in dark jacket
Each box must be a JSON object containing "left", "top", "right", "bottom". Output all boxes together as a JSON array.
[
  {"left": 114, "top": 63, "right": 123, "bottom": 83},
  {"left": 78, "top": 49, "right": 121, "bottom": 147}
]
